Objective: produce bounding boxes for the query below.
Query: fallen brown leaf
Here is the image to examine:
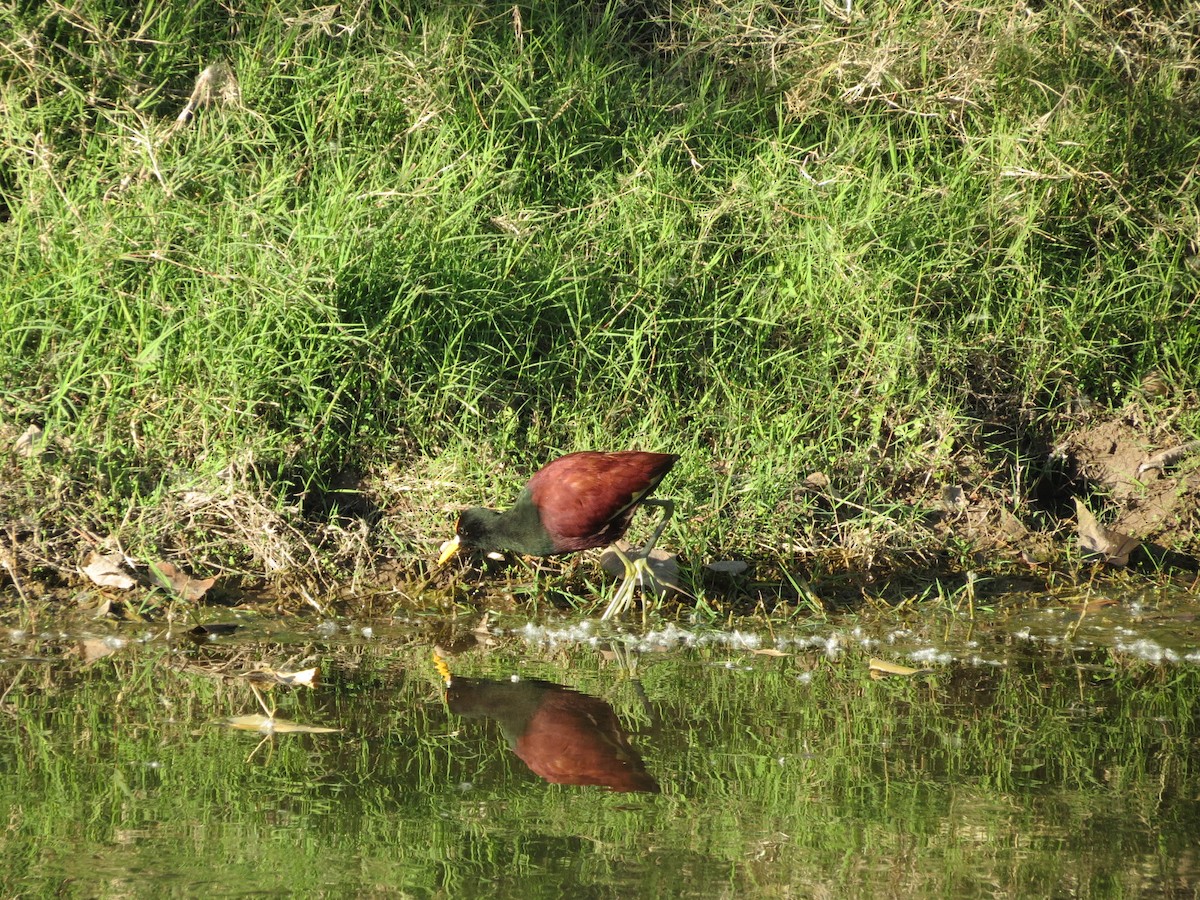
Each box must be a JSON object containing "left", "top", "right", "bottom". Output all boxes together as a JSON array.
[
  {"left": 868, "top": 658, "right": 932, "bottom": 679},
  {"left": 14, "top": 424, "right": 45, "bottom": 459},
  {"left": 1074, "top": 498, "right": 1140, "bottom": 567},
  {"left": 150, "top": 560, "right": 216, "bottom": 601},
  {"left": 81, "top": 552, "right": 136, "bottom": 591},
  {"left": 213, "top": 714, "right": 339, "bottom": 734},
  {"left": 244, "top": 666, "right": 321, "bottom": 689},
  {"left": 600, "top": 542, "right": 688, "bottom": 601}
]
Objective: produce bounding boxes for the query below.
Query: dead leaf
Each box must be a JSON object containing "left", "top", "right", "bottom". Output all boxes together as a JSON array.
[
  {"left": 869, "top": 658, "right": 932, "bottom": 679},
  {"left": 78, "top": 638, "right": 119, "bottom": 663},
  {"left": 150, "top": 560, "right": 216, "bottom": 601},
  {"left": 244, "top": 666, "right": 321, "bottom": 689},
  {"left": 941, "top": 484, "right": 967, "bottom": 513},
  {"left": 212, "top": 714, "right": 339, "bottom": 734},
  {"left": 14, "top": 424, "right": 44, "bottom": 458},
  {"left": 750, "top": 648, "right": 789, "bottom": 657},
  {"left": 1074, "top": 498, "right": 1140, "bottom": 567},
  {"left": 81, "top": 552, "right": 136, "bottom": 591},
  {"left": 600, "top": 542, "right": 688, "bottom": 601},
  {"left": 1074, "top": 598, "right": 1119, "bottom": 613}
]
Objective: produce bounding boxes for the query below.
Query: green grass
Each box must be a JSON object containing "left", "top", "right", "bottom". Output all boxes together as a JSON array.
[{"left": 0, "top": 1, "right": 1197, "bottom": 596}]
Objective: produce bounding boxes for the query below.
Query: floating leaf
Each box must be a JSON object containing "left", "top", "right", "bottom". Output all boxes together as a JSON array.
[
  {"left": 150, "top": 560, "right": 216, "bottom": 601},
  {"left": 243, "top": 666, "right": 321, "bottom": 689},
  {"left": 213, "top": 714, "right": 339, "bottom": 734},
  {"left": 1074, "top": 598, "right": 1119, "bottom": 613},
  {"left": 78, "top": 638, "right": 120, "bottom": 663},
  {"left": 81, "top": 552, "right": 136, "bottom": 591},
  {"left": 869, "top": 658, "right": 932, "bottom": 679},
  {"left": 1074, "top": 498, "right": 1140, "bottom": 567}
]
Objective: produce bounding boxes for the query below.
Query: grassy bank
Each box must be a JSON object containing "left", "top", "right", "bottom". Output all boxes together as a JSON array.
[{"left": 1, "top": 1, "right": 1197, "bottom": 607}]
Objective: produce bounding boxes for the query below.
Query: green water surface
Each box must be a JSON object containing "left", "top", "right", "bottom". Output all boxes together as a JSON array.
[{"left": 2, "top": 608, "right": 1198, "bottom": 898}]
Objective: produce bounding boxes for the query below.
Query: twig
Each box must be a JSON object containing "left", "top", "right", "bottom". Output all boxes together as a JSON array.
[{"left": 1138, "top": 440, "right": 1200, "bottom": 476}]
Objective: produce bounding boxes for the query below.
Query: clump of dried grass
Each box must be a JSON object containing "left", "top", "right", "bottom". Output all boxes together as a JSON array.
[{"left": 658, "top": 1, "right": 1200, "bottom": 122}]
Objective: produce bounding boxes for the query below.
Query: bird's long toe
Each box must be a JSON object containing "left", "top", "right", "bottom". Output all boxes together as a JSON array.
[{"left": 600, "top": 548, "right": 656, "bottom": 620}]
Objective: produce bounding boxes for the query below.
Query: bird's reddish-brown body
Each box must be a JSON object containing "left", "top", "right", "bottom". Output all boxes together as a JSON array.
[
  {"left": 445, "top": 677, "right": 659, "bottom": 792},
  {"left": 526, "top": 451, "right": 678, "bottom": 553}
]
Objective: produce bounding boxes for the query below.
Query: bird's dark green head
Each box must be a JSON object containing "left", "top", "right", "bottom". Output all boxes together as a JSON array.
[
  {"left": 437, "top": 507, "right": 503, "bottom": 566},
  {"left": 437, "top": 488, "right": 556, "bottom": 566},
  {"left": 455, "top": 506, "right": 504, "bottom": 550}
]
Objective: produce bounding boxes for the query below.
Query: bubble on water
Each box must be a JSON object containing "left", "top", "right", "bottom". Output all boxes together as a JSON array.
[
  {"left": 824, "top": 635, "right": 842, "bottom": 660},
  {"left": 314, "top": 620, "right": 338, "bottom": 638},
  {"left": 967, "top": 655, "right": 1006, "bottom": 667},
  {"left": 909, "top": 647, "right": 952, "bottom": 666},
  {"left": 1115, "top": 638, "right": 1178, "bottom": 665},
  {"left": 723, "top": 630, "right": 761, "bottom": 651}
]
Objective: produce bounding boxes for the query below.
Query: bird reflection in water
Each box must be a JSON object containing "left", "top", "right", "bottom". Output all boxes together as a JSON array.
[{"left": 445, "top": 677, "right": 659, "bottom": 793}]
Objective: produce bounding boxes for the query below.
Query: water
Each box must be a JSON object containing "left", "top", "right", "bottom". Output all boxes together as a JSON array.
[{"left": 2, "top": 599, "right": 1199, "bottom": 898}]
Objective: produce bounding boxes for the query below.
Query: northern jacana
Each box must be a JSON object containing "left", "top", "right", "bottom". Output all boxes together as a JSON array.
[
  {"left": 445, "top": 676, "right": 659, "bottom": 792},
  {"left": 437, "top": 450, "right": 678, "bottom": 618}
]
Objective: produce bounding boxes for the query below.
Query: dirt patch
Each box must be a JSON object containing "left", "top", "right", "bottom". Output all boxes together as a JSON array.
[{"left": 1059, "top": 409, "right": 1200, "bottom": 552}]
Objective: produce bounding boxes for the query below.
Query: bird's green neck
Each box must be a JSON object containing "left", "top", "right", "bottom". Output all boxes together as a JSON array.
[{"left": 462, "top": 489, "right": 556, "bottom": 556}]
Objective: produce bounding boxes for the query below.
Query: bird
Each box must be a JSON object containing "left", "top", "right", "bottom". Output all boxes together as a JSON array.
[
  {"left": 436, "top": 450, "right": 678, "bottom": 618},
  {"left": 445, "top": 676, "right": 659, "bottom": 792}
]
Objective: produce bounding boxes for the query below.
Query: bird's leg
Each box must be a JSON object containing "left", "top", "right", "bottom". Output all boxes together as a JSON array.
[
  {"left": 636, "top": 498, "right": 675, "bottom": 556},
  {"left": 600, "top": 498, "right": 676, "bottom": 620}
]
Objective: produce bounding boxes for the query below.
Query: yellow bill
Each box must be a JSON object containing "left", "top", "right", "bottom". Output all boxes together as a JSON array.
[{"left": 437, "top": 535, "right": 462, "bottom": 567}]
